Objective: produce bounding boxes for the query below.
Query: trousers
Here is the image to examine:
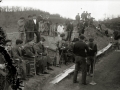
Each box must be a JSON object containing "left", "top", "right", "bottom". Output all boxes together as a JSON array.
[
  {"left": 73, "top": 56, "right": 87, "bottom": 84},
  {"left": 66, "top": 31, "right": 73, "bottom": 41},
  {"left": 87, "top": 56, "right": 95, "bottom": 74},
  {"left": 19, "top": 32, "right": 24, "bottom": 41},
  {"left": 34, "top": 31, "right": 40, "bottom": 43}
]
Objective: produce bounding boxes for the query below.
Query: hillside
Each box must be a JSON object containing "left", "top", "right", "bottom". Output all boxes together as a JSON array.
[
  {"left": 84, "top": 27, "right": 111, "bottom": 50},
  {"left": 23, "top": 26, "right": 112, "bottom": 90},
  {"left": 102, "top": 17, "right": 120, "bottom": 30},
  {"left": 0, "top": 6, "right": 71, "bottom": 27}
]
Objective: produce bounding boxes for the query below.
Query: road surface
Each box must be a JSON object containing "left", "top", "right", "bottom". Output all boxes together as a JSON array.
[{"left": 42, "top": 51, "right": 120, "bottom": 90}]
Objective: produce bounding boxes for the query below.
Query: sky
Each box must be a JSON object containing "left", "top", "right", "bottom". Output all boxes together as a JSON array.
[{"left": 1, "top": 0, "right": 120, "bottom": 21}]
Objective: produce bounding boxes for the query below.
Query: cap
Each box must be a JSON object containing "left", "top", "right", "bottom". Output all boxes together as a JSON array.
[
  {"left": 79, "top": 35, "right": 85, "bottom": 40},
  {"left": 89, "top": 38, "right": 94, "bottom": 42}
]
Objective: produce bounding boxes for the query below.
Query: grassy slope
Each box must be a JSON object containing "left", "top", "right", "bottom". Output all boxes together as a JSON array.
[{"left": 4, "top": 25, "right": 112, "bottom": 90}]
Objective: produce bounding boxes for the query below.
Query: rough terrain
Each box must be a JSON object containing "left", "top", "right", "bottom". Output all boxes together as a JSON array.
[
  {"left": 42, "top": 51, "right": 120, "bottom": 90},
  {"left": 5, "top": 26, "right": 114, "bottom": 90}
]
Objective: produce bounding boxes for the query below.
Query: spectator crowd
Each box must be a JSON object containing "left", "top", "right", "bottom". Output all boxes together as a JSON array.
[{"left": 0, "top": 11, "right": 105, "bottom": 90}]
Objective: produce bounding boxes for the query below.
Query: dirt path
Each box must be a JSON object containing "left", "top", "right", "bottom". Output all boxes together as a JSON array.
[{"left": 42, "top": 51, "right": 120, "bottom": 90}]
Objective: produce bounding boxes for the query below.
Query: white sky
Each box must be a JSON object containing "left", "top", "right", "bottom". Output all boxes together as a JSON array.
[{"left": 1, "top": 0, "right": 120, "bottom": 21}]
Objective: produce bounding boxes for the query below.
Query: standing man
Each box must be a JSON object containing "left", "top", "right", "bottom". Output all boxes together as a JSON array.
[
  {"left": 85, "top": 11, "right": 88, "bottom": 21},
  {"left": 66, "top": 22, "right": 74, "bottom": 41},
  {"left": 77, "top": 20, "right": 85, "bottom": 36},
  {"left": 46, "top": 17, "right": 52, "bottom": 35},
  {"left": 113, "top": 30, "right": 120, "bottom": 50},
  {"left": 87, "top": 38, "right": 97, "bottom": 76},
  {"left": 57, "top": 23, "right": 64, "bottom": 36},
  {"left": 81, "top": 11, "right": 85, "bottom": 21},
  {"left": 25, "top": 15, "right": 34, "bottom": 43},
  {"left": 54, "top": 23, "right": 58, "bottom": 36},
  {"left": 33, "top": 14, "right": 40, "bottom": 43},
  {"left": 17, "top": 17, "right": 25, "bottom": 41},
  {"left": 73, "top": 35, "right": 89, "bottom": 85},
  {"left": 75, "top": 13, "right": 80, "bottom": 24}
]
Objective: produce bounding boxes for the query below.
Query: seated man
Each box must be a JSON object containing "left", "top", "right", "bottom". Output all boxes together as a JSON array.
[
  {"left": 23, "top": 40, "right": 49, "bottom": 75},
  {"left": 33, "top": 37, "right": 53, "bottom": 72},
  {"left": 11, "top": 39, "right": 30, "bottom": 79}
]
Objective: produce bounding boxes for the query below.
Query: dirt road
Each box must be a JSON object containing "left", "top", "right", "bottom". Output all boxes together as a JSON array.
[{"left": 42, "top": 51, "right": 120, "bottom": 90}]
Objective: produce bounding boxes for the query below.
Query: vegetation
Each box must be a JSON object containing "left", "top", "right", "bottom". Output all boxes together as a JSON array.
[
  {"left": 0, "top": 6, "right": 72, "bottom": 27},
  {"left": 102, "top": 17, "right": 120, "bottom": 30}
]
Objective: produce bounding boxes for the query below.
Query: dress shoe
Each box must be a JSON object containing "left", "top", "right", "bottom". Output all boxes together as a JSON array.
[
  {"left": 90, "top": 74, "right": 93, "bottom": 77},
  {"left": 82, "top": 83, "right": 87, "bottom": 85},
  {"left": 42, "top": 72, "right": 49, "bottom": 74},
  {"left": 47, "top": 68, "right": 53, "bottom": 70},
  {"left": 27, "top": 75, "right": 33, "bottom": 77},
  {"left": 37, "top": 73, "right": 43, "bottom": 76},
  {"left": 73, "top": 81, "right": 79, "bottom": 83},
  {"left": 56, "top": 64, "right": 60, "bottom": 67}
]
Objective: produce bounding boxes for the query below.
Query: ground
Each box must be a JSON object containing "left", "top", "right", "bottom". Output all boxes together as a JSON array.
[
  {"left": 4, "top": 26, "right": 115, "bottom": 90},
  {"left": 42, "top": 51, "right": 120, "bottom": 90}
]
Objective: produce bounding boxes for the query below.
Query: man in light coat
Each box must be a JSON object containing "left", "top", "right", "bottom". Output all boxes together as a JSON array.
[{"left": 17, "top": 17, "right": 25, "bottom": 41}]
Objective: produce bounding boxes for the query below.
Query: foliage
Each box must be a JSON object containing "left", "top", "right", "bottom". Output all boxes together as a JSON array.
[
  {"left": 0, "top": 6, "right": 71, "bottom": 27},
  {"left": 102, "top": 17, "right": 120, "bottom": 30}
]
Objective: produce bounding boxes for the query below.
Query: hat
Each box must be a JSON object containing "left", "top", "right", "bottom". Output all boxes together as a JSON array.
[
  {"left": 72, "top": 38, "right": 79, "bottom": 42},
  {"left": 79, "top": 35, "right": 85, "bottom": 40},
  {"left": 89, "top": 38, "right": 94, "bottom": 42},
  {"left": 60, "top": 33, "right": 65, "bottom": 37},
  {"left": 40, "top": 37, "right": 45, "bottom": 42}
]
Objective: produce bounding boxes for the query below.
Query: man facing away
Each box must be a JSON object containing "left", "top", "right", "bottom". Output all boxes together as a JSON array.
[
  {"left": 81, "top": 11, "right": 85, "bottom": 21},
  {"left": 73, "top": 35, "right": 89, "bottom": 85},
  {"left": 76, "top": 13, "right": 80, "bottom": 23}
]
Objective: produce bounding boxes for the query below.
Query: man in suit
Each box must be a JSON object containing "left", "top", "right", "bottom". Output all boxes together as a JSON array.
[
  {"left": 33, "top": 14, "right": 40, "bottom": 43},
  {"left": 11, "top": 39, "right": 30, "bottom": 80},
  {"left": 73, "top": 35, "right": 89, "bottom": 85},
  {"left": 25, "top": 15, "right": 34, "bottom": 43}
]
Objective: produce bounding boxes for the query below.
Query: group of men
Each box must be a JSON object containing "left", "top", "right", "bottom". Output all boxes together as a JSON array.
[
  {"left": 15, "top": 12, "right": 98, "bottom": 85},
  {"left": 17, "top": 14, "right": 52, "bottom": 43},
  {"left": 76, "top": 11, "right": 92, "bottom": 21},
  {"left": 72, "top": 35, "right": 97, "bottom": 85},
  {"left": 5, "top": 37, "right": 53, "bottom": 80},
  {"left": 76, "top": 11, "right": 94, "bottom": 32}
]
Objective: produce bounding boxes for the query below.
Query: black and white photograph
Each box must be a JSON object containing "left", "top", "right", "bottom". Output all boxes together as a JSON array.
[{"left": 0, "top": 0, "right": 120, "bottom": 90}]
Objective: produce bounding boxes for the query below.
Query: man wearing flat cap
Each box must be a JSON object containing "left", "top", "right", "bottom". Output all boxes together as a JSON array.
[
  {"left": 87, "top": 38, "right": 97, "bottom": 77},
  {"left": 73, "top": 35, "right": 89, "bottom": 85}
]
